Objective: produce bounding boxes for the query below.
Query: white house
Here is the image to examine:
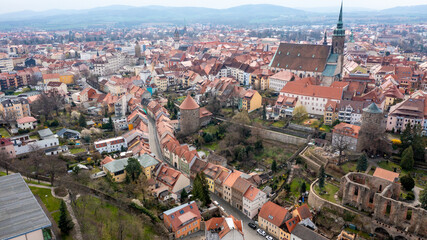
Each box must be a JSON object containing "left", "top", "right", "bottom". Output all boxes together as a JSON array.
[
  {"left": 16, "top": 116, "right": 37, "bottom": 130},
  {"left": 331, "top": 123, "right": 360, "bottom": 152},
  {"left": 280, "top": 80, "right": 343, "bottom": 116},
  {"left": 94, "top": 136, "right": 127, "bottom": 153},
  {"left": 242, "top": 185, "right": 267, "bottom": 219}
]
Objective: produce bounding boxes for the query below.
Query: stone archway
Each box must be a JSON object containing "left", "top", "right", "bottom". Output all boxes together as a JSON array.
[
  {"left": 394, "top": 236, "right": 407, "bottom": 240},
  {"left": 374, "top": 227, "right": 392, "bottom": 240}
]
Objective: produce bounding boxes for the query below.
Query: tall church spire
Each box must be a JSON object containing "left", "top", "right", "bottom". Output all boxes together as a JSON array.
[
  {"left": 332, "top": 1, "right": 345, "bottom": 54},
  {"left": 323, "top": 30, "right": 327, "bottom": 45}
]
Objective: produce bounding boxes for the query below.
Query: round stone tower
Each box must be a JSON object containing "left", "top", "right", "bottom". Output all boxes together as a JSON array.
[
  {"left": 357, "top": 103, "right": 388, "bottom": 155},
  {"left": 179, "top": 94, "right": 200, "bottom": 135}
]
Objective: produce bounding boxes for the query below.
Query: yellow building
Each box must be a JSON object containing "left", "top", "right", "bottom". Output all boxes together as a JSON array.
[
  {"left": 241, "top": 89, "right": 262, "bottom": 113},
  {"left": 324, "top": 101, "right": 338, "bottom": 125},
  {"left": 0, "top": 98, "right": 31, "bottom": 120},
  {"left": 203, "top": 163, "right": 222, "bottom": 193},
  {"left": 102, "top": 154, "right": 159, "bottom": 182},
  {"left": 60, "top": 73, "right": 74, "bottom": 85}
]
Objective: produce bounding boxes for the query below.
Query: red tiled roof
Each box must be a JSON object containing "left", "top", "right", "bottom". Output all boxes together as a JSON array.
[
  {"left": 179, "top": 95, "right": 199, "bottom": 110},
  {"left": 373, "top": 167, "right": 399, "bottom": 183},
  {"left": 16, "top": 116, "right": 37, "bottom": 124},
  {"left": 259, "top": 201, "right": 288, "bottom": 227}
]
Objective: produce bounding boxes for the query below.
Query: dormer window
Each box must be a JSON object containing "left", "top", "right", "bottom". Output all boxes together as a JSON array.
[
  {"left": 286, "top": 65, "right": 288, "bottom": 68},
  {"left": 277, "top": 63, "right": 280, "bottom": 67},
  {"left": 278, "top": 51, "right": 281, "bottom": 55},
  {"left": 312, "top": 54, "right": 315, "bottom": 58},
  {"left": 268, "top": 215, "right": 273, "bottom": 220},
  {"left": 297, "top": 53, "right": 300, "bottom": 56},
  {"left": 315, "top": 67, "right": 318, "bottom": 71},
  {"left": 287, "top": 52, "right": 290, "bottom": 55}
]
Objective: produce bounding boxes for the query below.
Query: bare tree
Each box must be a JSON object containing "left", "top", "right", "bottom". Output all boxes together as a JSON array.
[
  {"left": 42, "top": 155, "right": 67, "bottom": 185},
  {"left": 0, "top": 109, "right": 18, "bottom": 127},
  {"left": 31, "top": 90, "right": 65, "bottom": 119},
  {"left": 0, "top": 151, "right": 13, "bottom": 175},
  {"left": 332, "top": 134, "right": 350, "bottom": 165}
]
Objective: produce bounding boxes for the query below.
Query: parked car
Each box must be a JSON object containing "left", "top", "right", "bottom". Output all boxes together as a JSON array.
[
  {"left": 266, "top": 235, "right": 273, "bottom": 240},
  {"left": 257, "top": 229, "right": 266, "bottom": 236},
  {"left": 248, "top": 222, "right": 257, "bottom": 229}
]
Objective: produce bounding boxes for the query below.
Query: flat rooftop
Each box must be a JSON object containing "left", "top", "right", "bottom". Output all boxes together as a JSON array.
[{"left": 0, "top": 173, "right": 51, "bottom": 240}]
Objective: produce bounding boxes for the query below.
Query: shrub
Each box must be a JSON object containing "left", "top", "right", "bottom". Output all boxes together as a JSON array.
[
  {"left": 405, "top": 192, "right": 415, "bottom": 200},
  {"left": 400, "top": 175, "right": 415, "bottom": 191}
]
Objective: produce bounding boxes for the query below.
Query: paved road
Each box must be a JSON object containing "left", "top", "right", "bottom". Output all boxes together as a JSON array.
[
  {"left": 210, "top": 194, "right": 265, "bottom": 240},
  {"left": 147, "top": 114, "right": 164, "bottom": 161}
]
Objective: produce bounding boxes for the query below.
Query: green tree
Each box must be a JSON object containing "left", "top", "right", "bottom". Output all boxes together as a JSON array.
[
  {"left": 356, "top": 154, "right": 368, "bottom": 172},
  {"left": 192, "top": 172, "right": 211, "bottom": 206},
  {"left": 125, "top": 158, "right": 142, "bottom": 182},
  {"left": 300, "top": 182, "right": 307, "bottom": 194},
  {"left": 420, "top": 187, "right": 427, "bottom": 210},
  {"left": 78, "top": 114, "right": 87, "bottom": 127},
  {"left": 180, "top": 189, "right": 188, "bottom": 203},
  {"left": 292, "top": 105, "right": 308, "bottom": 123},
  {"left": 108, "top": 116, "right": 114, "bottom": 130},
  {"left": 271, "top": 160, "right": 278, "bottom": 172},
  {"left": 400, "top": 175, "right": 415, "bottom": 191},
  {"left": 400, "top": 146, "right": 414, "bottom": 170},
  {"left": 58, "top": 200, "right": 74, "bottom": 235},
  {"left": 318, "top": 165, "right": 325, "bottom": 189},
  {"left": 262, "top": 103, "right": 267, "bottom": 120}
]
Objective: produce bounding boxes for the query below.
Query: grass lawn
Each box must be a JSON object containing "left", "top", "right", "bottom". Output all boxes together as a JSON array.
[
  {"left": 314, "top": 182, "right": 340, "bottom": 203},
  {"left": 272, "top": 120, "right": 286, "bottom": 128},
  {"left": 319, "top": 124, "right": 332, "bottom": 133},
  {"left": 25, "top": 178, "right": 52, "bottom": 187},
  {"left": 289, "top": 177, "right": 310, "bottom": 198},
  {"left": 341, "top": 161, "right": 357, "bottom": 173},
  {"left": 203, "top": 124, "right": 218, "bottom": 134},
  {"left": 30, "top": 135, "right": 40, "bottom": 140},
  {"left": 74, "top": 195, "right": 159, "bottom": 240},
  {"left": 70, "top": 148, "right": 86, "bottom": 154},
  {"left": 377, "top": 161, "right": 401, "bottom": 172},
  {"left": 0, "top": 171, "right": 6, "bottom": 176},
  {"left": 29, "top": 186, "right": 61, "bottom": 222},
  {"left": 0, "top": 128, "right": 10, "bottom": 137},
  {"left": 204, "top": 142, "right": 218, "bottom": 151},
  {"left": 344, "top": 227, "right": 371, "bottom": 239}
]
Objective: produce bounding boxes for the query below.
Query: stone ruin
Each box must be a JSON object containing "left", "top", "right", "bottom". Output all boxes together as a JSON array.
[{"left": 339, "top": 172, "right": 427, "bottom": 238}]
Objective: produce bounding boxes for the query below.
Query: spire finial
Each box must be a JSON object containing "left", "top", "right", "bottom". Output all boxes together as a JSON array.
[{"left": 338, "top": 0, "right": 343, "bottom": 23}]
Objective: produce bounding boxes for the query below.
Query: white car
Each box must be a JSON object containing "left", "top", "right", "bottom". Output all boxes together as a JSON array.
[
  {"left": 257, "top": 229, "right": 266, "bottom": 236},
  {"left": 266, "top": 235, "right": 274, "bottom": 240}
]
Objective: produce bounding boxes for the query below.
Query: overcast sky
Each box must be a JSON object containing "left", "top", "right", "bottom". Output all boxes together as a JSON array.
[{"left": 0, "top": 0, "right": 425, "bottom": 14}]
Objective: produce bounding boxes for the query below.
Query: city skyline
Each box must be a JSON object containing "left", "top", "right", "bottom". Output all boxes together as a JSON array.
[{"left": 1, "top": 0, "right": 427, "bottom": 14}]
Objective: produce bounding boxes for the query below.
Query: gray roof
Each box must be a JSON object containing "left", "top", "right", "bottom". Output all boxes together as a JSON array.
[
  {"left": 291, "top": 224, "right": 328, "bottom": 240},
  {"left": 38, "top": 128, "right": 54, "bottom": 138},
  {"left": 56, "top": 128, "right": 80, "bottom": 137},
  {"left": 0, "top": 173, "right": 51, "bottom": 240},
  {"left": 103, "top": 154, "right": 159, "bottom": 173},
  {"left": 363, "top": 103, "right": 382, "bottom": 114}
]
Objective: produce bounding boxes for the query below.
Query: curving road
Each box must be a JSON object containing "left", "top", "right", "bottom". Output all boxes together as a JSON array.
[{"left": 147, "top": 115, "right": 164, "bottom": 162}]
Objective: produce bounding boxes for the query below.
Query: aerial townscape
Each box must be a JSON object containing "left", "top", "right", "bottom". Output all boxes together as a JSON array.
[{"left": 1, "top": 1, "right": 427, "bottom": 240}]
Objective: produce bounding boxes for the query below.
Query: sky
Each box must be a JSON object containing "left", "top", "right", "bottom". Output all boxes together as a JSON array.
[{"left": 0, "top": 0, "right": 426, "bottom": 14}]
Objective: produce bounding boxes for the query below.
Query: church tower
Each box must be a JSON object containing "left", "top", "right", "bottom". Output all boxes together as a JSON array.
[
  {"left": 332, "top": 1, "right": 345, "bottom": 54},
  {"left": 173, "top": 27, "right": 180, "bottom": 42},
  {"left": 134, "top": 40, "right": 141, "bottom": 58}
]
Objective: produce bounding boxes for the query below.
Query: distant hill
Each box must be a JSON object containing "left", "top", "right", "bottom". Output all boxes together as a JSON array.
[{"left": 0, "top": 4, "right": 425, "bottom": 30}]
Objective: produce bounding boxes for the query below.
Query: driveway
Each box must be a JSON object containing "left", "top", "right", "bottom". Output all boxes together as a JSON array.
[{"left": 210, "top": 194, "right": 265, "bottom": 240}]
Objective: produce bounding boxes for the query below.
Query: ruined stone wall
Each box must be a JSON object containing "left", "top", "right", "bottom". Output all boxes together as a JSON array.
[{"left": 340, "top": 172, "right": 427, "bottom": 238}]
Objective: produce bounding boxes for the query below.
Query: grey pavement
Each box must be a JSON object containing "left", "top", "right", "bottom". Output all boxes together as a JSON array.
[
  {"left": 210, "top": 194, "right": 265, "bottom": 240},
  {"left": 147, "top": 114, "right": 165, "bottom": 162}
]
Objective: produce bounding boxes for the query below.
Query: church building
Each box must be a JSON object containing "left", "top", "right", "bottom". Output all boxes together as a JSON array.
[{"left": 269, "top": 2, "right": 345, "bottom": 86}]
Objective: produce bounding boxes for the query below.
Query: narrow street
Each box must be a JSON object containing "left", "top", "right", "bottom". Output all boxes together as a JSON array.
[
  {"left": 210, "top": 194, "right": 265, "bottom": 240},
  {"left": 147, "top": 114, "right": 164, "bottom": 162}
]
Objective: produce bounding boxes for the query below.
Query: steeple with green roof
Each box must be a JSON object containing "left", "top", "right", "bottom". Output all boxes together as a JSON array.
[{"left": 332, "top": 1, "right": 345, "bottom": 54}]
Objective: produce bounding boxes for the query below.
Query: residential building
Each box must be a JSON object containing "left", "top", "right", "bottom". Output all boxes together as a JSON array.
[
  {"left": 205, "top": 215, "right": 244, "bottom": 240},
  {"left": 258, "top": 201, "right": 292, "bottom": 240},
  {"left": 280, "top": 79, "right": 343, "bottom": 116},
  {"left": 0, "top": 73, "right": 26, "bottom": 90},
  {"left": 223, "top": 171, "right": 243, "bottom": 204},
  {"left": 94, "top": 136, "right": 127, "bottom": 153},
  {"left": 243, "top": 185, "right": 267, "bottom": 219},
  {"left": 214, "top": 167, "right": 232, "bottom": 198},
  {"left": 59, "top": 73, "right": 74, "bottom": 85},
  {"left": 155, "top": 164, "right": 191, "bottom": 197},
  {"left": 241, "top": 89, "right": 262, "bottom": 113},
  {"left": 0, "top": 138, "right": 16, "bottom": 159},
  {"left": 290, "top": 224, "right": 328, "bottom": 240},
  {"left": 203, "top": 163, "right": 223, "bottom": 193},
  {"left": 163, "top": 201, "right": 201, "bottom": 238},
  {"left": 0, "top": 58, "right": 14, "bottom": 72},
  {"left": 231, "top": 177, "right": 253, "bottom": 211},
  {"left": 102, "top": 154, "right": 159, "bottom": 182},
  {"left": 269, "top": 71, "right": 297, "bottom": 92},
  {"left": 251, "top": 68, "right": 273, "bottom": 91},
  {"left": 42, "top": 73, "right": 60, "bottom": 85},
  {"left": 324, "top": 101, "right": 338, "bottom": 125},
  {"left": 332, "top": 123, "right": 361, "bottom": 151},
  {"left": 46, "top": 81, "right": 68, "bottom": 95},
  {"left": 56, "top": 128, "right": 80, "bottom": 139},
  {"left": 0, "top": 173, "right": 52, "bottom": 240},
  {"left": 386, "top": 97, "right": 424, "bottom": 133},
  {"left": 0, "top": 98, "right": 31, "bottom": 120},
  {"left": 16, "top": 116, "right": 37, "bottom": 130},
  {"left": 334, "top": 100, "right": 371, "bottom": 125}
]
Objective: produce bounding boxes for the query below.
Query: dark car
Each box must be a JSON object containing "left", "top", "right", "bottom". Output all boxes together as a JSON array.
[{"left": 248, "top": 222, "right": 257, "bottom": 229}]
